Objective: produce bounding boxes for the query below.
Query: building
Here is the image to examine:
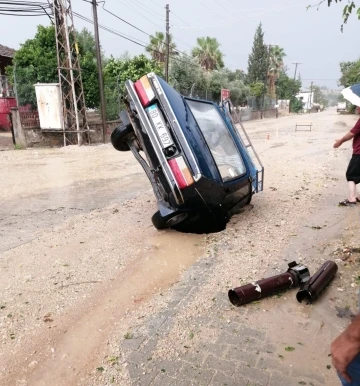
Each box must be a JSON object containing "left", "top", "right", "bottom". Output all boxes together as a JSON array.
[
  {"left": 0, "top": 44, "right": 16, "bottom": 131},
  {"left": 295, "top": 91, "right": 314, "bottom": 111},
  {"left": 0, "top": 43, "right": 15, "bottom": 98}
]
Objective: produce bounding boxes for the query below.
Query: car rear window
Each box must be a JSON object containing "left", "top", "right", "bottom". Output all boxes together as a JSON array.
[{"left": 186, "top": 99, "right": 246, "bottom": 182}]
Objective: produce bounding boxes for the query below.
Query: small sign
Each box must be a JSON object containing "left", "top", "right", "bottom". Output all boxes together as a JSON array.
[{"left": 221, "top": 89, "right": 230, "bottom": 101}]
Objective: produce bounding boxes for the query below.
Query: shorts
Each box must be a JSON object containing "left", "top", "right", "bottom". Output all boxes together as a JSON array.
[
  {"left": 339, "top": 354, "right": 360, "bottom": 386},
  {"left": 346, "top": 154, "right": 360, "bottom": 184}
]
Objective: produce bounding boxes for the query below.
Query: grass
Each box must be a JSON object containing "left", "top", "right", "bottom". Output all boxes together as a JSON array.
[
  {"left": 285, "top": 346, "right": 295, "bottom": 352},
  {"left": 124, "top": 332, "right": 133, "bottom": 340}
]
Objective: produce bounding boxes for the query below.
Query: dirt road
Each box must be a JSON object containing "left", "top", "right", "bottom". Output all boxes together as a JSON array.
[{"left": 1, "top": 109, "right": 359, "bottom": 386}]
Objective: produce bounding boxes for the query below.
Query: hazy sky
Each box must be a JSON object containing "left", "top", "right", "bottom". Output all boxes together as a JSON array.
[{"left": 0, "top": 0, "right": 358, "bottom": 90}]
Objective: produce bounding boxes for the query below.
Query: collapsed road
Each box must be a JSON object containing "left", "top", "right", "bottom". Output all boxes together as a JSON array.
[{"left": 1, "top": 109, "right": 360, "bottom": 386}]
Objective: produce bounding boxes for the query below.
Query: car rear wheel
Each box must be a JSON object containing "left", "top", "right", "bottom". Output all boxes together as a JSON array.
[
  {"left": 111, "top": 123, "right": 134, "bottom": 151},
  {"left": 151, "top": 211, "right": 188, "bottom": 230}
]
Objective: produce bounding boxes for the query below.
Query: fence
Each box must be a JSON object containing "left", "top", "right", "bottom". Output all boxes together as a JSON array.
[{"left": 20, "top": 111, "right": 40, "bottom": 128}]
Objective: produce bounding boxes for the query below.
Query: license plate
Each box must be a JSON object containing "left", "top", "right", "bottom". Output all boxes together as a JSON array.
[{"left": 146, "top": 104, "right": 174, "bottom": 148}]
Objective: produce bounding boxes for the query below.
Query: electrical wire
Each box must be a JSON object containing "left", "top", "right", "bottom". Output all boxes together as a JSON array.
[
  {"left": 0, "top": 0, "right": 51, "bottom": 16},
  {"left": 112, "top": 0, "right": 164, "bottom": 29},
  {"left": 131, "top": 0, "right": 164, "bottom": 20},
  {"left": 74, "top": 11, "right": 149, "bottom": 45},
  {"left": 73, "top": 11, "right": 205, "bottom": 71},
  {"left": 100, "top": 4, "right": 197, "bottom": 60},
  {"left": 175, "top": 0, "right": 301, "bottom": 29},
  {"left": 101, "top": 5, "right": 150, "bottom": 36}
]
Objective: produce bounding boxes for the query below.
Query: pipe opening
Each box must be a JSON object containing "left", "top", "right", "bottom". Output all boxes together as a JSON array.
[
  {"left": 228, "top": 290, "right": 241, "bottom": 306},
  {"left": 296, "top": 290, "right": 312, "bottom": 304}
]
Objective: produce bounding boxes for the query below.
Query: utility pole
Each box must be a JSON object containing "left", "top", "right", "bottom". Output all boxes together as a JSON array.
[
  {"left": 165, "top": 4, "right": 170, "bottom": 82},
  {"left": 13, "top": 63, "right": 19, "bottom": 106},
  {"left": 309, "top": 81, "right": 313, "bottom": 114},
  {"left": 54, "top": 0, "right": 89, "bottom": 146},
  {"left": 290, "top": 62, "right": 302, "bottom": 113},
  {"left": 92, "top": 0, "right": 107, "bottom": 144},
  {"left": 292, "top": 62, "right": 302, "bottom": 81},
  {"left": 262, "top": 44, "right": 272, "bottom": 117}
]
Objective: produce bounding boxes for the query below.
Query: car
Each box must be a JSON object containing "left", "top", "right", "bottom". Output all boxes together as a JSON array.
[
  {"left": 337, "top": 102, "right": 346, "bottom": 113},
  {"left": 111, "top": 73, "right": 264, "bottom": 232}
]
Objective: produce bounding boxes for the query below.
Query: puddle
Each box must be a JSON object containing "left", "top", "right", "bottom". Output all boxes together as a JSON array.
[{"left": 20, "top": 231, "right": 204, "bottom": 386}]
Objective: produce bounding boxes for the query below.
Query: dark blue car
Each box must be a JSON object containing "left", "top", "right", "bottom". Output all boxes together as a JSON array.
[{"left": 111, "top": 73, "right": 264, "bottom": 231}]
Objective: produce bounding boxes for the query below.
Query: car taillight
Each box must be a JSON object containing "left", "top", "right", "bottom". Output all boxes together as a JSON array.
[
  {"left": 168, "top": 156, "right": 194, "bottom": 189},
  {"left": 134, "top": 75, "right": 155, "bottom": 107}
]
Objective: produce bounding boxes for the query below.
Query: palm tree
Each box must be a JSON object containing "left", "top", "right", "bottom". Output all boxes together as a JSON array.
[
  {"left": 191, "top": 37, "right": 224, "bottom": 71},
  {"left": 146, "top": 32, "right": 178, "bottom": 64},
  {"left": 268, "top": 45, "right": 286, "bottom": 99}
]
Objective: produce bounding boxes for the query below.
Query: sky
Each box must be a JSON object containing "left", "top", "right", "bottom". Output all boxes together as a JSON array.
[{"left": 0, "top": 0, "right": 358, "bottom": 90}]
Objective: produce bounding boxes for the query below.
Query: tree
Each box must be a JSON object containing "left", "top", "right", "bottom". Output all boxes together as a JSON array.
[
  {"left": 312, "top": 84, "right": 328, "bottom": 107},
  {"left": 6, "top": 25, "right": 100, "bottom": 108},
  {"left": 247, "top": 23, "right": 269, "bottom": 84},
  {"left": 76, "top": 28, "right": 96, "bottom": 57},
  {"left": 339, "top": 59, "right": 360, "bottom": 87},
  {"left": 76, "top": 28, "right": 100, "bottom": 108},
  {"left": 169, "top": 55, "right": 207, "bottom": 95},
  {"left": 311, "top": 1, "right": 360, "bottom": 30},
  {"left": 228, "top": 80, "right": 250, "bottom": 106},
  {"left": 7, "top": 25, "right": 58, "bottom": 107},
  {"left": 249, "top": 82, "right": 266, "bottom": 98},
  {"left": 103, "top": 54, "right": 162, "bottom": 119},
  {"left": 267, "top": 45, "right": 286, "bottom": 99},
  {"left": 207, "top": 70, "right": 230, "bottom": 100},
  {"left": 192, "top": 37, "right": 224, "bottom": 71},
  {"left": 276, "top": 69, "right": 301, "bottom": 100},
  {"left": 145, "top": 32, "right": 178, "bottom": 65}
]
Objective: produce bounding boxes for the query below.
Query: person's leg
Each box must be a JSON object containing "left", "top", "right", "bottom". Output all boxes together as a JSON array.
[{"left": 348, "top": 181, "right": 357, "bottom": 202}]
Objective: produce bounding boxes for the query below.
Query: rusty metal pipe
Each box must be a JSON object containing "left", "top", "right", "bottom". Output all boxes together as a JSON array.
[
  {"left": 296, "top": 260, "right": 338, "bottom": 304},
  {"left": 228, "top": 262, "right": 310, "bottom": 306}
]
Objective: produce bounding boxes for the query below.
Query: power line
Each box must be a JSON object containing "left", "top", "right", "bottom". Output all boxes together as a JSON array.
[
  {"left": 175, "top": 0, "right": 300, "bottom": 29},
  {"left": 131, "top": 0, "right": 164, "bottom": 20},
  {"left": 74, "top": 12, "right": 149, "bottom": 45},
  {"left": 0, "top": 0, "right": 51, "bottom": 15},
  {"left": 147, "top": 0, "right": 163, "bottom": 7},
  {"left": 112, "top": 0, "right": 164, "bottom": 29},
  {"left": 74, "top": 11, "right": 205, "bottom": 71},
  {"left": 102, "top": 5, "right": 150, "bottom": 36},
  {"left": 170, "top": 10, "right": 192, "bottom": 27},
  {"left": 99, "top": 4, "right": 196, "bottom": 60}
]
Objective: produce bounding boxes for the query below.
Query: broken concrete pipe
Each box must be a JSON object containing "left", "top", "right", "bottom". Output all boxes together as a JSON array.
[
  {"left": 228, "top": 262, "right": 310, "bottom": 306},
  {"left": 296, "top": 260, "right": 338, "bottom": 304}
]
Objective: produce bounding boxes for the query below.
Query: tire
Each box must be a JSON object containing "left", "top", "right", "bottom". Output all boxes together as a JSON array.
[
  {"left": 151, "top": 211, "right": 188, "bottom": 230},
  {"left": 111, "top": 123, "right": 134, "bottom": 151},
  {"left": 245, "top": 192, "right": 253, "bottom": 205}
]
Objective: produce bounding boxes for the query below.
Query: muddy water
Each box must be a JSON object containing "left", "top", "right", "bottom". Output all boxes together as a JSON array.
[{"left": 17, "top": 231, "right": 204, "bottom": 386}]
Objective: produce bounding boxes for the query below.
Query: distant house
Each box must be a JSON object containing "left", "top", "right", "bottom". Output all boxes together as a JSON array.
[
  {"left": 0, "top": 44, "right": 15, "bottom": 97},
  {"left": 295, "top": 91, "right": 314, "bottom": 111}
]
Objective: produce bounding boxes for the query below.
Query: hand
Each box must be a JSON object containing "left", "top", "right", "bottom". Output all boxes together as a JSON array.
[
  {"left": 334, "top": 139, "right": 343, "bottom": 148},
  {"left": 331, "top": 327, "right": 360, "bottom": 382}
]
